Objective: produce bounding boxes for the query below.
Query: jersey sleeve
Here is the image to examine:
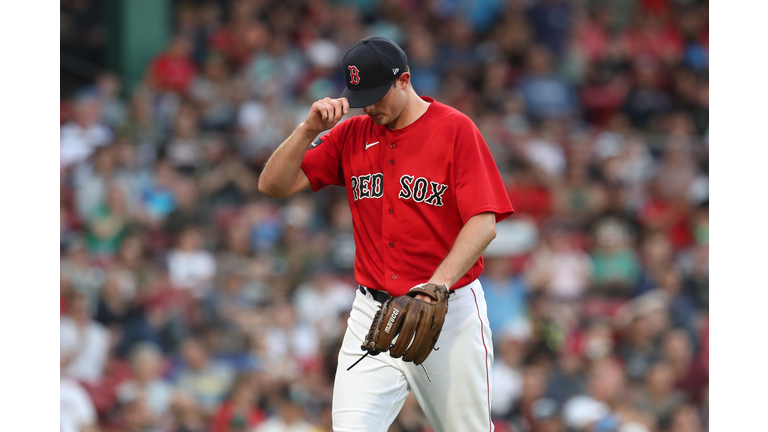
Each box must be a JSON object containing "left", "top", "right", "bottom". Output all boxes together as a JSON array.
[
  {"left": 453, "top": 118, "right": 515, "bottom": 224},
  {"left": 300, "top": 120, "right": 349, "bottom": 192}
]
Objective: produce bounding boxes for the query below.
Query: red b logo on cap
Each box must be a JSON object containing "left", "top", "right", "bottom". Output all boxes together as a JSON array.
[{"left": 348, "top": 66, "right": 360, "bottom": 85}]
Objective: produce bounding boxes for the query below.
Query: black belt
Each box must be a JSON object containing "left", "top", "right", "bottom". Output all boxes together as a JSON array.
[
  {"left": 359, "top": 284, "right": 458, "bottom": 303},
  {"left": 359, "top": 285, "right": 392, "bottom": 303}
]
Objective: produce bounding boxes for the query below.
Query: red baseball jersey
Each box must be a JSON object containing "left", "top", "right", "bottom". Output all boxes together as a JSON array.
[{"left": 301, "top": 97, "right": 514, "bottom": 296}]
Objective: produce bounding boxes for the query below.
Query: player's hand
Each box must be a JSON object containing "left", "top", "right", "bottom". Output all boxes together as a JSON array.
[
  {"left": 304, "top": 97, "right": 349, "bottom": 136},
  {"left": 413, "top": 294, "right": 437, "bottom": 304},
  {"left": 410, "top": 283, "right": 445, "bottom": 304}
]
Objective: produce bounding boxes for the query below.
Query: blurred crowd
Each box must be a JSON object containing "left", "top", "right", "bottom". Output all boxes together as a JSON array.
[{"left": 60, "top": 0, "right": 708, "bottom": 431}]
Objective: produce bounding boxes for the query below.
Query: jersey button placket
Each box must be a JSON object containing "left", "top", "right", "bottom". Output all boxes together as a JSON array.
[{"left": 382, "top": 135, "right": 397, "bottom": 288}]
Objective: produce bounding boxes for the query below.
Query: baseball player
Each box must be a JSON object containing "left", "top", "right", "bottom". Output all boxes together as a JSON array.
[{"left": 258, "top": 36, "right": 514, "bottom": 432}]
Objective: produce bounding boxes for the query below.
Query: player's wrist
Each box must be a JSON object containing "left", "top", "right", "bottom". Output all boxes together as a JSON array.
[
  {"left": 298, "top": 122, "right": 320, "bottom": 141},
  {"left": 425, "top": 279, "right": 450, "bottom": 289}
]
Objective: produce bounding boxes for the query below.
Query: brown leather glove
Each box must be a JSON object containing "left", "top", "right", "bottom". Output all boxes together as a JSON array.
[{"left": 361, "top": 283, "right": 450, "bottom": 365}]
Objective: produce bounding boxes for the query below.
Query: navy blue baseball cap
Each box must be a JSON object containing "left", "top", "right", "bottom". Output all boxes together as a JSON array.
[{"left": 341, "top": 36, "right": 408, "bottom": 108}]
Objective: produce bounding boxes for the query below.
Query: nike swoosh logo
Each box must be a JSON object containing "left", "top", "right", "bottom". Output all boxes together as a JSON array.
[{"left": 365, "top": 141, "right": 380, "bottom": 150}]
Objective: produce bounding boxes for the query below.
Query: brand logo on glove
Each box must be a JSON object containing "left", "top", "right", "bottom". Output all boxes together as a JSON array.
[{"left": 385, "top": 308, "right": 399, "bottom": 333}]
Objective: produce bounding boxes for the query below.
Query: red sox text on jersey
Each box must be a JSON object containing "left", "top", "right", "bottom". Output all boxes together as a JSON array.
[{"left": 350, "top": 173, "right": 448, "bottom": 207}]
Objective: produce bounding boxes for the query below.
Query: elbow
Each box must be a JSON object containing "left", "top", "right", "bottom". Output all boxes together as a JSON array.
[
  {"left": 258, "top": 177, "right": 282, "bottom": 199},
  {"left": 485, "top": 214, "right": 497, "bottom": 243}
]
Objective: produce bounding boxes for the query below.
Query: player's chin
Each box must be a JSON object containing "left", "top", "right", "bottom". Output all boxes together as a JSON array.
[{"left": 369, "top": 113, "right": 386, "bottom": 124}]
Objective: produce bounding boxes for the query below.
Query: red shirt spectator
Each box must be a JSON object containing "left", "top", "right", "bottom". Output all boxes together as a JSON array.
[
  {"left": 506, "top": 162, "right": 551, "bottom": 224},
  {"left": 580, "top": 74, "right": 629, "bottom": 127},
  {"left": 209, "top": 20, "right": 268, "bottom": 67},
  {"left": 621, "top": 17, "right": 684, "bottom": 64},
  {"left": 210, "top": 379, "right": 266, "bottom": 432},
  {"left": 640, "top": 198, "right": 692, "bottom": 251},
  {"left": 640, "top": 0, "right": 671, "bottom": 18},
  {"left": 573, "top": 17, "right": 609, "bottom": 63},
  {"left": 148, "top": 36, "right": 196, "bottom": 94}
]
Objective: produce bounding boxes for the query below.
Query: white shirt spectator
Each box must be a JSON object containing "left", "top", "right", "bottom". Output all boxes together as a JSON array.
[
  {"left": 293, "top": 278, "right": 355, "bottom": 338},
  {"left": 168, "top": 249, "right": 216, "bottom": 296},
  {"left": 254, "top": 417, "right": 319, "bottom": 432},
  {"left": 60, "top": 121, "right": 113, "bottom": 168},
  {"left": 563, "top": 395, "right": 611, "bottom": 430},
  {"left": 117, "top": 380, "right": 174, "bottom": 418},
  {"left": 60, "top": 317, "right": 110, "bottom": 383},
  {"left": 175, "top": 361, "right": 236, "bottom": 411},
  {"left": 527, "top": 246, "right": 593, "bottom": 299},
  {"left": 525, "top": 137, "right": 566, "bottom": 177},
  {"left": 491, "top": 360, "right": 523, "bottom": 417},
  {"left": 265, "top": 324, "right": 319, "bottom": 363},
  {"left": 60, "top": 377, "right": 97, "bottom": 432}
]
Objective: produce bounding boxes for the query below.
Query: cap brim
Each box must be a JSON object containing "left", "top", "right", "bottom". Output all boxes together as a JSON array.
[{"left": 341, "top": 81, "right": 392, "bottom": 108}]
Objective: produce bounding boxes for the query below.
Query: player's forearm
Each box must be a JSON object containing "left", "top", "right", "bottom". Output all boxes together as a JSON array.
[
  {"left": 428, "top": 212, "right": 497, "bottom": 288},
  {"left": 258, "top": 123, "right": 316, "bottom": 198}
]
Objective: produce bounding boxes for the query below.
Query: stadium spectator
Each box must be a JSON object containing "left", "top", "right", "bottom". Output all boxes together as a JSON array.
[
  {"left": 167, "top": 225, "right": 216, "bottom": 297},
  {"left": 163, "top": 178, "right": 211, "bottom": 239},
  {"left": 94, "top": 71, "right": 128, "bottom": 128},
  {"left": 60, "top": 376, "right": 98, "bottom": 432},
  {"left": 633, "top": 362, "right": 688, "bottom": 428},
  {"left": 519, "top": 46, "right": 579, "bottom": 122},
  {"left": 61, "top": 96, "right": 113, "bottom": 168},
  {"left": 147, "top": 35, "right": 197, "bottom": 95},
  {"left": 263, "top": 302, "right": 320, "bottom": 380},
  {"left": 255, "top": 388, "right": 321, "bottom": 432},
  {"left": 662, "top": 329, "right": 708, "bottom": 405},
  {"left": 60, "top": 291, "right": 110, "bottom": 384},
  {"left": 589, "top": 217, "right": 641, "bottom": 296},
  {"left": 116, "top": 343, "right": 175, "bottom": 419},
  {"left": 174, "top": 337, "right": 236, "bottom": 414},
  {"left": 210, "top": 375, "right": 267, "bottom": 432},
  {"left": 545, "top": 342, "right": 587, "bottom": 405},
  {"left": 85, "top": 185, "right": 130, "bottom": 260},
  {"left": 491, "top": 334, "right": 527, "bottom": 418},
  {"left": 481, "top": 256, "right": 529, "bottom": 340},
  {"left": 95, "top": 272, "right": 158, "bottom": 357},
  {"left": 530, "top": 398, "right": 565, "bottom": 432},
  {"left": 60, "top": 237, "right": 106, "bottom": 309},
  {"left": 293, "top": 267, "right": 356, "bottom": 340}
]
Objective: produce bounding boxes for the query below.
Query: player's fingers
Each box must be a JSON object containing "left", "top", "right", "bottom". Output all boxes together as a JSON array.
[
  {"left": 311, "top": 101, "right": 325, "bottom": 120},
  {"left": 339, "top": 97, "right": 350, "bottom": 115},
  {"left": 322, "top": 97, "right": 336, "bottom": 120},
  {"left": 316, "top": 101, "right": 331, "bottom": 122},
  {"left": 329, "top": 99, "right": 344, "bottom": 123},
  {"left": 414, "top": 294, "right": 436, "bottom": 304},
  {"left": 323, "top": 99, "right": 338, "bottom": 123},
  {"left": 323, "top": 101, "right": 337, "bottom": 123}
]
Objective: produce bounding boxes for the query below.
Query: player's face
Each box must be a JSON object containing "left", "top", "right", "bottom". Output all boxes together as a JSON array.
[{"left": 363, "top": 75, "right": 408, "bottom": 127}]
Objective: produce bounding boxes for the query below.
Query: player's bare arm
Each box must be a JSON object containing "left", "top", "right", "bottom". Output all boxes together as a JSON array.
[
  {"left": 258, "top": 97, "right": 349, "bottom": 199},
  {"left": 415, "top": 212, "right": 497, "bottom": 303}
]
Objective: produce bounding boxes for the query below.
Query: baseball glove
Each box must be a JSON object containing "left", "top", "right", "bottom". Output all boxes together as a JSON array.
[{"left": 360, "top": 283, "right": 449, "bottom": 365}]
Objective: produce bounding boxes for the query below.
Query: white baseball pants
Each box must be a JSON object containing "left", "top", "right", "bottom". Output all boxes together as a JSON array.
[{"left": 332, "top": 279, "right": 495, "bottom": 432}]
